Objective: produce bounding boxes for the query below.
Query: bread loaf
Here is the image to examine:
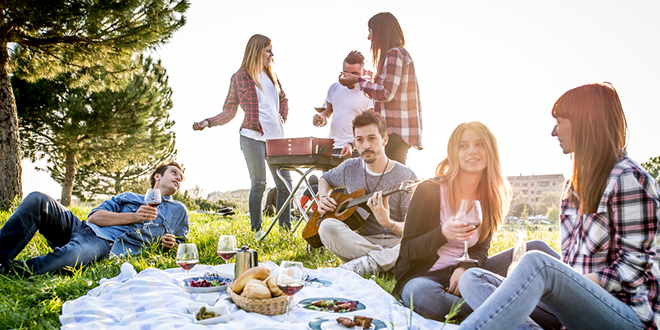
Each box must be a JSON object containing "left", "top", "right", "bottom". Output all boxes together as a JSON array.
[
  {"left": 241, "top": 279, "right": 272, "bottom": 299},
  {"left": 265, "top": 274, "right": 283, "bottom": 297},
  {"left": 233, "top": 266, "right": 270, "bottom": 294}
]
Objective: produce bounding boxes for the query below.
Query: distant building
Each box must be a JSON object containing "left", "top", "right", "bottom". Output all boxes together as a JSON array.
[{"left": 507, "top": 173, "right": 565, "bottom": 204}]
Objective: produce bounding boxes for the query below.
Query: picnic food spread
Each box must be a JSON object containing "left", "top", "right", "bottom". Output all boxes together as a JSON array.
[{"left": 303, "top": 299, "right": 360, "bottom": 312}]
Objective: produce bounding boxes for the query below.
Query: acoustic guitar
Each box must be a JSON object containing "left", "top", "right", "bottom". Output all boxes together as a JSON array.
[{"left": 302, "top": 180, "right": 415, "bottom": 248}]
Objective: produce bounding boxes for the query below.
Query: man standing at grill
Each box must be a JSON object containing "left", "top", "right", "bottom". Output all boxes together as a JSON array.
[
  {"left": 317, "top": 111, "right": 417, "bottom": 276},
  {"left": 313, "top": 51, "right": 373, "bottom": 159}
]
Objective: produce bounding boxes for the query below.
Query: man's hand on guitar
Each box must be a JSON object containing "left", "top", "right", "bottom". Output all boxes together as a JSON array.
[
  {"left": 318, "top": 196, "right": 337, "bottom": 215},
  {"left": 367, "top": 191, "right": 391, "bottom": 228}
]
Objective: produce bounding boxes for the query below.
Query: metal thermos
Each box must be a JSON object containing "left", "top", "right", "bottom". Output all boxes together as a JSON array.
[{"left": 234, "top": 246, "right": 258, "bottom": 279}]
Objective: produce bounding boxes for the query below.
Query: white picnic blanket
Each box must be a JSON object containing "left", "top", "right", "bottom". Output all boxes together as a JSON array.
[{"left": 60, "top": 262, "right": 456, "bottom": 330}]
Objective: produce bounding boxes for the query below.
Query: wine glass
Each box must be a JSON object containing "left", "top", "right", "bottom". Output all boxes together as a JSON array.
[
  {"left": 217, "top": 235, "right": 237, "bottom": 264},
  {"left": 176, "top": 243, "right": 198, "bottom": 276},
  {"left": 455, "top": 199, "right": 483, "bottom": 263},
  {"left": 277, "top": 260, "right": 304, "bottom": 323},
  {"left": 143, "top": 188, "right": 161, "bottom": 227}
]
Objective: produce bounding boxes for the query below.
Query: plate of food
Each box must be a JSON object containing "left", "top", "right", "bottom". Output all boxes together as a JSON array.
[
  {"left": 298, "top": 298, "right": 365, "bottom": 313},
  {"left": 308, "top": 315, "right": 387, "bottom": 330},
  {"left": 182, "top": 276, "right": 232, "bottom": 293}
]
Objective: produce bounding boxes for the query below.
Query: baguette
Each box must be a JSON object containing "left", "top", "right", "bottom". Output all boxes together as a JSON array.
[{"left": 233, "top": 266, "right": 270, "bottom": 294}]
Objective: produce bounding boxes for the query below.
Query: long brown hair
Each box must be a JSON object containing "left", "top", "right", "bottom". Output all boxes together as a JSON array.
[
  {"left": 552, "top": 83, "right": 627, "bottom": 214},
  {"left": 240, "top": 34, "right": 281, "bottom": 94},
  {"left": 368, "top": 12, "right": 405, "bottom": 79},
  {"left": 434, "top": 122, "right": 511, "bottom": 242}
]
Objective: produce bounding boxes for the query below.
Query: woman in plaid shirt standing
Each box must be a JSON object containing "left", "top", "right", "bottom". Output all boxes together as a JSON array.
[
  {"left": 339, "top": 12, "right": 422, "bottom": 165},
  {"left": 457, "top": 83, "right": 659, "bottom": 330},
  {"left": 193, "top": 34, "right": 292, "bottom": 233}
]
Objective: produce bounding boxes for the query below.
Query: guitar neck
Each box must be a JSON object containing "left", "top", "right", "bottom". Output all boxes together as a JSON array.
[{"left": 347, "top": 185, "right": 403, "bottom": 208}]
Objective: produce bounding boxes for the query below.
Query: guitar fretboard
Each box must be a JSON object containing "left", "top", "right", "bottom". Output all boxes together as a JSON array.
[{"left": 346, "top": 184, "right": 404, "bottom": 209}]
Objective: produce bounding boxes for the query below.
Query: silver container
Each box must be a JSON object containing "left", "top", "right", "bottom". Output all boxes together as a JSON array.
[{"left": 234, "top": 246, "right": 258, "bottom": 279}]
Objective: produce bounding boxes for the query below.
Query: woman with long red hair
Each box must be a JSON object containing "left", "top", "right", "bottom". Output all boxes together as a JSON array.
[{"left": 458, "top": 83, "right": 660, "bottom": 330}]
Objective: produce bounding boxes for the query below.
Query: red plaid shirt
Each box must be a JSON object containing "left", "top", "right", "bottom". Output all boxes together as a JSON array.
[
  {"left": 560, "top": 156, "right": 660, "bottom": 330},
  {"left": 205, "top": 69, "right": 288, "bottom": 134},
  {"left": 356, "top": 48, "right": 422, "bottom": 149}
]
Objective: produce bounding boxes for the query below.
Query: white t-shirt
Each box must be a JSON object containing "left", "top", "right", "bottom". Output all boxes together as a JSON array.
[
  {"left": 325, "top": 82, "right": 373, "bottom": 149},
  {"left": 240, "top": 73, "right": 284, "bottom": 142}
]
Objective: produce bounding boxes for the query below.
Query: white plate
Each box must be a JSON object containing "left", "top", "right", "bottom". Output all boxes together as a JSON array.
[
  {"left": 182, "top": 276, "right": 232, "bottom": 293},
  {"left": 191, "top": 304, "right": 231, "bottom": 325}
]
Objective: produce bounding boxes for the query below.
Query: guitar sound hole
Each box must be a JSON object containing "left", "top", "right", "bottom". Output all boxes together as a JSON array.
[{"left": 335, "top": 199, "right": 352, "bottom": 216}]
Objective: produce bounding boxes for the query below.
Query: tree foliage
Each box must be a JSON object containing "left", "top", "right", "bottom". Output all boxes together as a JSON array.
[
  {"left": 16, "top": 55, "right": 177, "bottom": 204},
  {"left": 642, "top": 156, "right": 660, "bottom": 181},
  {"left": 0, "top": 0, "right": 189, "bottom": 204}
]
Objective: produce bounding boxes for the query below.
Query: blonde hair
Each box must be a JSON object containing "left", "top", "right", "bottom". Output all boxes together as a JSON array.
[
  {"left": 552, "top": 82, "right": 627, "bottom": 214},
  {"left": 434, "top": 122, "right": 511, "bottom": 242},
  {"left": 240, "top": 34, "right": 281, "bottom": 94}
]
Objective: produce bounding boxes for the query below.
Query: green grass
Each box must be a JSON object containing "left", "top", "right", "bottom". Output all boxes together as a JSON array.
[{"left": 0, "top": 207, "right": 559, "bottom": 329}]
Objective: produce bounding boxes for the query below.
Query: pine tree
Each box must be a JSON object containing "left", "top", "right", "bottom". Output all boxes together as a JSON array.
[
  {"left": 15, "top": 55, "right": 177, "bottom": 206},
  {"left": 0, "top": 0, "right": 189, "bottom": 205}
]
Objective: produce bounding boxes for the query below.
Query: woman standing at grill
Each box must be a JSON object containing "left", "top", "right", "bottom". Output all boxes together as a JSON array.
[
  {"left": 339, "top": 12, "right": 422, "bottom": 165},
  {"left": 193, "top": 34, "right": 291, "bottom": 233}
]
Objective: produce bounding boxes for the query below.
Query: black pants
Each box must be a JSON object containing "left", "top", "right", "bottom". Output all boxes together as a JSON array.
[{"left": 385, "top": 133, "right": 411, "bottom": 164}]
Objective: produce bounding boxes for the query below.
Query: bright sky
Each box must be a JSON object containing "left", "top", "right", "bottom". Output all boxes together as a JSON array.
[{"left": 22, "top": 0, "right": 660, "bottom": 199}]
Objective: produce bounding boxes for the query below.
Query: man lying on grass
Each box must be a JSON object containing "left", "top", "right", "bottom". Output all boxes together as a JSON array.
[{"left": 0, "top": 161, "right": 189, "bottom": 276}]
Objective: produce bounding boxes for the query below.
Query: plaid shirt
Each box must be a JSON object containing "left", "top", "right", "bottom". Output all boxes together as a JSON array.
[
  {"left": 205, "top": 69, "right": 288, "bottom": 134},
  {"left": 356, "top": 48, "right": 422, "bottom": 149},
  {"left": 560, "top": 156, "right": 660, "bottom": 330}
]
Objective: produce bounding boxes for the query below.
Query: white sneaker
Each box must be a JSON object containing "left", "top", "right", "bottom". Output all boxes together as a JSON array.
[{"left": 338, "top": 255, "right": 380, "bottom": 276}]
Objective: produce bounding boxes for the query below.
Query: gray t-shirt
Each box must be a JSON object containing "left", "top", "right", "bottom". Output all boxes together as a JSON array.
[{"left": 321, "top": 158, "right": 418, "bottom": 236}]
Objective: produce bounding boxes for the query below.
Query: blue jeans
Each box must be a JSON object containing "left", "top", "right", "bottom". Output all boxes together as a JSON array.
[
  {"left": 401, "top": 240, "right": 560, "bottom": 326},
  {"left": 0, "top": 192, "right": 111, "bottom": 275},
  {"left": 240, "top": 135, "right": 292, "bottom": 231},
  {"left": 458, "top": 251, "right": 644, "bottom": 330}
]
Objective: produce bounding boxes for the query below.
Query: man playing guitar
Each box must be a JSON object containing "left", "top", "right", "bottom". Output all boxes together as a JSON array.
[{"left": 317, "top": 111, "right": 417, "bottom": 276}]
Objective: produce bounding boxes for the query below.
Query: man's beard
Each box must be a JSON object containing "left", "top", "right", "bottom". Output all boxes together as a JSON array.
[{"left": 361, "top": 150, "right": 379, "bottom": 164}]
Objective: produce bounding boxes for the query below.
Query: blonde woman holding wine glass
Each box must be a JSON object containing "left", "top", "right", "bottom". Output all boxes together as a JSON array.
[{"left": 393, "top": 122, "right": 559, "bottom": 325}]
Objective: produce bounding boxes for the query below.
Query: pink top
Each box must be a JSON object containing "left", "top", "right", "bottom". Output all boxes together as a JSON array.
[{"left": 427, "top": 182, "right": 480, "bottom": 272}]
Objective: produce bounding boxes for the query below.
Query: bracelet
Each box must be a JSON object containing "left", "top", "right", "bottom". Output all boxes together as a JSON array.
[{"left": 390, "top": 221, "right": 397, "bottom": 232}]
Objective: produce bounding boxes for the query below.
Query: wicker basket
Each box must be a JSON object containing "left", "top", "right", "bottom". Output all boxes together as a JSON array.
[{"left": 227, "top": 284, "right": 289, "bottom": 315}]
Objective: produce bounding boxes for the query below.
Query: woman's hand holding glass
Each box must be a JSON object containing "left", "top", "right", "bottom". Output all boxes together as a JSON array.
[{"left": 454, "top": 200, "right": 482, "bottom": 262}]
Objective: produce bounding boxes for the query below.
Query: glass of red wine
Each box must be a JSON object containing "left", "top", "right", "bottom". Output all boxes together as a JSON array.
[
  {"left": 143, "top": 188, "right": 161, "bottom": 227},
  {"left": 217, "top": 235, "right": 237, "bottom": 264},
  {"left": 455, "top": 199, "right": 483, "bottom": 263},
  {"left": 277, "top": 260, "right": 304, "bottom": 323},
  {"left": 176, "top": 243, "right": 198, "bottom": 276}
]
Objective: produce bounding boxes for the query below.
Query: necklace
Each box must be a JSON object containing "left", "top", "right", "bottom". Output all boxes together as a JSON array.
[{"left": 364, "top": 158, "right": 390, "bottom": 193}]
